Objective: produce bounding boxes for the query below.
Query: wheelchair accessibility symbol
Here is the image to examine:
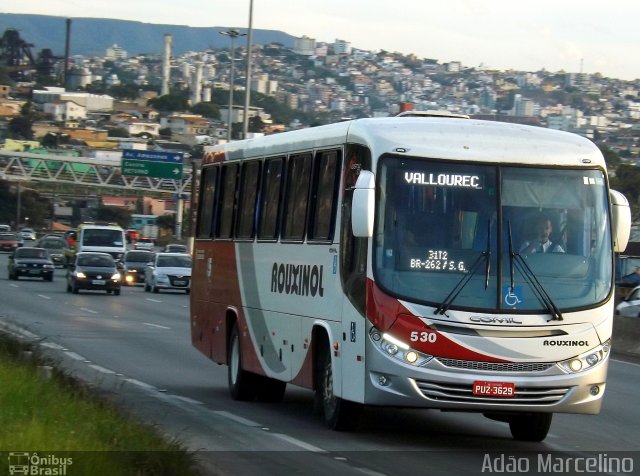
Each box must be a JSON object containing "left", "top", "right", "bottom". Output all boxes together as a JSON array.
[{"left": 503, "top": 285, "right": 523, "bottom": 307}]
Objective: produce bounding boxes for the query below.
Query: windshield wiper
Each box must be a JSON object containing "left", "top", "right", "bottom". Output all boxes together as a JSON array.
[
  {"left": 507, "top": 220, "right": 563, "bottom": 321},
  {"left": 435, "top": 220, "right": 491, "bottom": 316}
]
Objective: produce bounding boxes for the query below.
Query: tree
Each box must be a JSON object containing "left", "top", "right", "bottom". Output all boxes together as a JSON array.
[
  {"left": 248, "top": 115, "right": 264, "bottom": 133},
  {"left": 148, "top": 93, "right": 189, "bottom": 112},
  {"left": 156, "top": 214, "right": 175, "bottom": 234},
  {"left": 107, "top": 128, "right": 129, "bottom": 138},
  {"left": 190, "top": 102, "right": 220, "bottom": 119},
  {"left": 8, "top": 102, "right": 38, "bottom": 139},
  {"left": 0, "top": 180, "right": 52, "bottom": 228},
  {"left": 598, "top": 145, "right": 621, "bottom": 168},
  {"left": 610, "top": 164, "right": 640, "bottom": 220},
  {"left": 8, "top": 116, "right": 34, "bottom": 139},
  {"left": 109, "top": 84, "right": 142, "bottom": 100},
  {"left": 94, "top": 206, "right": 131, "bottom": 228}
]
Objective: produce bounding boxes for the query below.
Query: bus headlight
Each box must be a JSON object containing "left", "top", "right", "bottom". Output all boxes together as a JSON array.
[
  {"left": 558, "top": 339, "right": 610, "bottom": 374},
  {"left": 369, "top": 327, "right": 433, "bottom": 366}
]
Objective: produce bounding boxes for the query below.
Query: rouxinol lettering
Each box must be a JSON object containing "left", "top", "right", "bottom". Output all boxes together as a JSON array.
[
  {"left": 271, "top": 263, "right": 324, "bottom": 297},
  {"left": 543, "top": 340, "right": 589, "bottom": 346},
  {"left": 404, "top": 172, "right": 482, "bottom": 188}
]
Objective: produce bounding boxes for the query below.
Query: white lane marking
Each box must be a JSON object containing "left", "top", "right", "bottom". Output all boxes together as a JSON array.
[
  {"left": 79, "top": 307, "right": 98, "bottom": 314},
  {"left": 64, "top": 351, "right": 86, "bottom": 361},
  {"left": 171, "top": 395, "right": 204, "bottom": 405},
  {"left": 145, "top": 298, "right": 162, "bottom": 303},
  {"left": 143, "top": 322, "right": 171, "bottom": 330},
  {"left": 124, "top": 378, "right": 157, "bottom": 391},
  {"left": 89, "top": 364, "right": 116, "bottom": 374},
  {"left": 212, "top": 410, "right": 262, "bottom": 427},
  {"left": 272, "top": 433, "right": 327, "bottom": 453},
  {"left": 37, "top": 294, "right": 52, "bottom": 300},
  {"left": 41, "top": 342, "right": 65, "bottom": 350},
  {"left": 9, "top": 283, "right": 19, "bottom": 288},
  {"left": 612, "top": 358, "right": 640, "bottom": 368}
]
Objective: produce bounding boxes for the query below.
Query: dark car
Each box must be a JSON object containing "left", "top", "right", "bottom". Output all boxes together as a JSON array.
[
  {"left": 122, "top": 250, "right": 154, "bottom": 285},
  {"left": 8, "top": 247, "right": 55, "bottom": 281},
  {"left": 0, "top": 232, "right": 23, "bottom": 252},
  {"left": 66, "top": 252, "right": 122, "bottom": 295},
  {"left": 37, "top": 236, "right": 70, "bottom": 267}
]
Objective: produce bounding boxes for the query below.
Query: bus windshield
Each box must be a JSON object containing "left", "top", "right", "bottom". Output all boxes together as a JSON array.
[{"left": 374, "top": 156, "right": 612, "bottom": 313}]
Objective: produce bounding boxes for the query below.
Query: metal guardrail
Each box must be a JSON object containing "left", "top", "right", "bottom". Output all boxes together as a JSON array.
[{"left": 0, "top": 150, "right": 193, "bottom": 195}]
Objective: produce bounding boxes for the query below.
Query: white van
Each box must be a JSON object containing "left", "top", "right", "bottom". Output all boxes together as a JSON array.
[{"left": 75, "top": 223, "right": 126, "bottom": 261}]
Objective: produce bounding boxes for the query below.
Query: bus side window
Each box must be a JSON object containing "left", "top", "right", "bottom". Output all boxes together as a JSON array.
[
  {"left": 196, "top": 166, "right": 218, "bottom": 239},
  {"left": 282, "top": 153, "right": 312, "bottom": 241},
  {"left": 257, "top": 157, "right": 284, "bottom": 240},
  {"left": 236, "top": 161, "right": 261, "bottom": 240},
  {"left": 308, "top": 149, "right": 341, "bottom": 242},
  {"left": 215, "top": 163, "right": 239, "bottom": 239}
]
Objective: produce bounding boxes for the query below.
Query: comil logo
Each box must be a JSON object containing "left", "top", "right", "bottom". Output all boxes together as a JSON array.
[{"left": 8, "top": 452, "right": 73, "bottom": 475}]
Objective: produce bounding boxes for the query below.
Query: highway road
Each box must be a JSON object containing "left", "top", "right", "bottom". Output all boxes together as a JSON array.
[{"left": 1, "top": 251, "right": 639, "bottom": 476}]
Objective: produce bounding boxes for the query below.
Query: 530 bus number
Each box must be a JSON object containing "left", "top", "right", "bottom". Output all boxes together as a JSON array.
[{"left": 409, "top": 331, "right": 437, "bottom": 343}]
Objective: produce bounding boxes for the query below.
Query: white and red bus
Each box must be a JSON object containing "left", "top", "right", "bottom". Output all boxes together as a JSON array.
[{"left": 190, "top": 114, "right": 630, "bottom": 441}]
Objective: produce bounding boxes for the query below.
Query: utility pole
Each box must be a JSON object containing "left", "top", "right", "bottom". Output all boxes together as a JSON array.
[
  {"left": 220, "top": 29, "right": 246, "bottom": 142},
  {"left": 242, "top": 0, "right": 254, "bottom": 140},
  {"left": 16, "top": 182, "right": 21, "bottom": 229}
]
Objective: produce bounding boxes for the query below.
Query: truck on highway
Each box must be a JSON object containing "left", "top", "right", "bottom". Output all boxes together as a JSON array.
[{"left": 65, "top": 222, "right": 126, "bottom": 264}]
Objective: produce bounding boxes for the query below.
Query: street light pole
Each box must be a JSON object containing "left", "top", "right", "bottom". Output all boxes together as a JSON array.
[
  {"left": 243, "top": 0, "right": 254, "bottom": 139},
  {"left": 16, "top": 182, "right": 21, "bottom": 229},
  {"left": 220, "top": 29, "right": 246, "bottom": 142}
]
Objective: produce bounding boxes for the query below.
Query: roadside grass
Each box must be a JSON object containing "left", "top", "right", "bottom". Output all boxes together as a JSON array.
[{"left": 0, "top": 335, "right": 200, "bottom": 475}]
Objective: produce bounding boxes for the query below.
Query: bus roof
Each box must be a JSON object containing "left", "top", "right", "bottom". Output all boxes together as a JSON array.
[{"left": 204, "top": 116, "right": 605, "bottom": 169}]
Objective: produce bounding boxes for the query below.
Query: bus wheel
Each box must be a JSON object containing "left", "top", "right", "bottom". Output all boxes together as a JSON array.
[
  {"left": 228, "top": 322, "right": 257, "bottom": 401},
  {"left": 508, "top": 413, "right": 552, "bottom": 441},
  {"left": 256, "top": 375, "right": 286, "bottom": 403},
  {"left": 317, "top": 346, "right": 361, "bottom": 431}
]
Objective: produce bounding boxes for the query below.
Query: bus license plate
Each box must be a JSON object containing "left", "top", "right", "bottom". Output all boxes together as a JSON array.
[{"left": 472, "top": 381, "right": 515, "bottom": 397}]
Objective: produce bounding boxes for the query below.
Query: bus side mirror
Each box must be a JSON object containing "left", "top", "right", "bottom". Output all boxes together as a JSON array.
[
  {"left": 610, "top": 189, "right": 631, "bottom": 253},
  {"left": 352, "top": 171, "right": 375, "bottom": 238}
]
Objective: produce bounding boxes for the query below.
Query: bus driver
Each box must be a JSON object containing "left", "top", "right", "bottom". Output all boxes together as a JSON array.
[{"left": 520, "top": 214, "right": 565, "bottom": 254}]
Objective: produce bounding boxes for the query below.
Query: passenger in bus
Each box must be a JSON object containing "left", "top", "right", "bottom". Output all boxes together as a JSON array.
[
  {"left": 622, "top": 267, "right": 640, "bottom": 284},
  {"left": 519, "top": 214, "right": 565, "bottom": 254}
]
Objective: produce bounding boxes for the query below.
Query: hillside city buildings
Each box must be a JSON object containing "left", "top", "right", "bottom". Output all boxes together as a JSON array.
[
  {"left": 2, "top": 31, "right": 640, "bottom": 230},
  {"left": 2, "top": 34, "right": 640, "bottom": 161}
]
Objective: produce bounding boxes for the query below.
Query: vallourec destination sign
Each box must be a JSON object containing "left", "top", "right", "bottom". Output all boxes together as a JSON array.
[{"left": 121, "top": 149, "right": 184, "bottom": 179}]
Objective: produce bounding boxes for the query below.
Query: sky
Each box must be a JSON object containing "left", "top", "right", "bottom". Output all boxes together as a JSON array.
[{"left": 3, "top": 0, "right": 639, "bottom": 81}]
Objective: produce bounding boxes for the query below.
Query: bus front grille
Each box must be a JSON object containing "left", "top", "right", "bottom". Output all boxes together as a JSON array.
[
  {"left": 414, "top": 380, "right": 569, "bottom": 405},
  {"left": 435, "top": 358, "right": 555, "bottom": 373}
]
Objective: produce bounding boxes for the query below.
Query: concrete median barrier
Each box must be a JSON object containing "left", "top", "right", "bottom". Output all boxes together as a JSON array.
[{"left": 613, "top": 316, "right": 640, "bottom": 357}]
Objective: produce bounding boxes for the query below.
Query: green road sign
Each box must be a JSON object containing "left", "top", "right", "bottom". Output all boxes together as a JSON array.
[{"left": 122, "top": 159, "right": 183, "bottom": 179}]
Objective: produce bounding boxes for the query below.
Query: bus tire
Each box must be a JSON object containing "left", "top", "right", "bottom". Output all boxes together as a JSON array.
[
  {"left": 508, "top": 413, "right": 552, "bottom": 441},
  {"left": 228, "top": 322, "right": 257, "bottom": 401},
  {"left": 256, "top": 375, "right": 286, "bottom": 403},
  {"left": 317, "top": 345, "right": 361, "bottom": 431}
]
